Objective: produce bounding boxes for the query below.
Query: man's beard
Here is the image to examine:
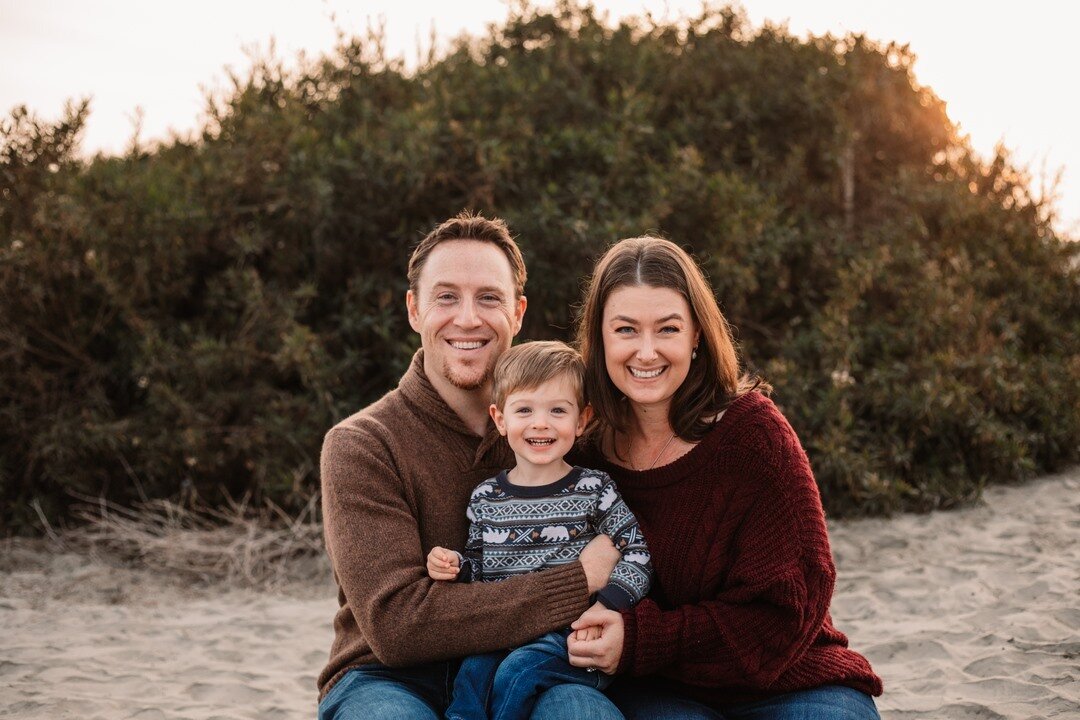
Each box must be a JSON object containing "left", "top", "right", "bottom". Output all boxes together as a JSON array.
[{"left": 442, "top": 357, "right": 494, "bottom": 391}]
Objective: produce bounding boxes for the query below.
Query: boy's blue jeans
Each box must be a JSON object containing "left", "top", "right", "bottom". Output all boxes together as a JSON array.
[
  {"left": 447, "top": 629, "right": 611, "bottom": 720},
  {"left": 316, "top": 650, "right": 622, "bottom": 720}
]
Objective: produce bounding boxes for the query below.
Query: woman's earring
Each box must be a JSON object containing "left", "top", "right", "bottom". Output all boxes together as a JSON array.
[{"left": 692, "top": 347, "right": 698, "bottom": 360}]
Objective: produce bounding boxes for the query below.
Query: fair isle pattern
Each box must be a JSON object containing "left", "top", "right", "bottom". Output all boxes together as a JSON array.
[{"left": 458, "top": 467, "right": 653, "bottom": 610}]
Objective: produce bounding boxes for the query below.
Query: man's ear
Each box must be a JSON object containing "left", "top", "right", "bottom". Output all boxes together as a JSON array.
[
  {"left": 576, "top": 404, "right": 594, "bottom": 437},
  {"left": 489, "top": 404, "right": 507, "bottom": 436},
  {"left": 512, "top": 295, "right": 527, "bottom": 335},
  {"left": 406, "top": 289, "right": 421, "bottom": 333}
]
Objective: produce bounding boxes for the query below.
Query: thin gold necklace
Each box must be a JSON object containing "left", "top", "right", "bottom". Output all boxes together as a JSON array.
[{"left": 629, "top": 431, "right": 677, "bottom": 471}]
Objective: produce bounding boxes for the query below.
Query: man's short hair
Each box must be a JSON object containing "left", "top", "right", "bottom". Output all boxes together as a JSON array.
[
  {"left": 492, "top": 341, "right": 586, "bottom": 410},
  {"left": 408, "top": 211, "right": 527, "bottom": 297}
]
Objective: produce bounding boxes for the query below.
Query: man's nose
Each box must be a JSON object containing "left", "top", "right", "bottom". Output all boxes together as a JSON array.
[{"left": 454, "top": 298, "right": 481, "bottom": 328}]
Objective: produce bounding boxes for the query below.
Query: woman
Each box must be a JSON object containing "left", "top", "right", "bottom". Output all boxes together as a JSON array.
[{"left": 567, "top": 236, "right": 883, "bottom": 719}]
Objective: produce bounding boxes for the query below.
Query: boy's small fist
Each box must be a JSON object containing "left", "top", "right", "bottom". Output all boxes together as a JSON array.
[{"left": 426, "top": 546, "right": 460, "bottom": 581}]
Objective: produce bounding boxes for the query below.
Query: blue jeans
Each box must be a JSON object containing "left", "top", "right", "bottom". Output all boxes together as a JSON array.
[
  {"left": 609, "top": 681, "right": 879, "bottom": 720},
  {"left": 317, "top": 656, "right": 623, "bottom": 720},
  {"left": 448, "top": 630, "right": 612, "bottom": 720}
]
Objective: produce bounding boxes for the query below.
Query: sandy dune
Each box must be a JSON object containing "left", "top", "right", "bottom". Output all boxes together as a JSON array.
[{"left": 2, "top": 468, "right": 1077, "bottom": 719}]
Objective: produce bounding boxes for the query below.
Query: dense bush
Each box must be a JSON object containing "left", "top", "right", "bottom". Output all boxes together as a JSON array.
[{"left": 3, "top": 3, "right": 1078, "bottom": 532}]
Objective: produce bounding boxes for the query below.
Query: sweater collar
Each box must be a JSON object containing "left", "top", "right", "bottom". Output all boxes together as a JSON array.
[
  {"left": 582, "top": 391, "right": 767, "bottom": 487},
  {"left": 398, "top": 349, "right": 506, "bottom": 465}
]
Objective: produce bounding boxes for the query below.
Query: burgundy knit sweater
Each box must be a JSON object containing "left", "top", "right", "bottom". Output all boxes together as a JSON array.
[{"left": 579, "top": 391, "right": 882, "bottom": 707}]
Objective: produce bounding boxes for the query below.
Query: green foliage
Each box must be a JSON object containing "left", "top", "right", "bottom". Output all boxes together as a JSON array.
[{"left": 3, "top": 3, "right": 1078, "bottom": 531}]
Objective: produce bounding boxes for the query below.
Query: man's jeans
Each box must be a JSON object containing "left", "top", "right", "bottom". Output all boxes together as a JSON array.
[
  {"left": 317, "top": 654, "right": 623, "bottom": 720},
  {"left": 447, "top": 630, "right": 611, "bottom": 720}
]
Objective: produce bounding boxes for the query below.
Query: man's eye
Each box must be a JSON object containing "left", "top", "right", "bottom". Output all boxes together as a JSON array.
[
  {"left": 437, "top": 293, "right": 456, "bottom": 303},
  {"left": 480, "top": 294, "right": 501, "bottom": 304}
]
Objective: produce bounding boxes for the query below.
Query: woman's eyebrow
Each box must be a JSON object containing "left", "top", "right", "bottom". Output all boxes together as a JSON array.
[{"left": 609, "top": 313, "right": 684, "bottom": 323}]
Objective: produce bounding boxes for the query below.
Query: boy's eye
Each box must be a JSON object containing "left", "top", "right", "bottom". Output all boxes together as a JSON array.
[
  {"left": 515, "top": 407, "right": 531, "bottom": 414},
  {"left": 552, "top": 407, "right": 567, "bottom": 415}
]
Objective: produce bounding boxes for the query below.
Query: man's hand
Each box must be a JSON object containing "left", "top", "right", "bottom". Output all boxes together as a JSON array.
[
  {"left": 579, "top": 534, "right": 619, "bottom": 594},
  {"left": 568, "top": 603, "right": 625, "bottom": 675},
  {"left": 426, "top": 546, "right": 460, "bottom": 581}
]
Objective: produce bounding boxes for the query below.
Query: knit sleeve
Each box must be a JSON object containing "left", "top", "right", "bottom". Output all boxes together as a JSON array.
[
  {"left": 321, "top": 424, "right": 590, "bottom": 667},
  {"left": 617, "top": 414, "right": 836, "bottom": 689},
  {"left": 591, "top": 472, "right": 653, "bottom": 610},
  {"left": 456, "top": 500, "right": 484, "bottom": 583}
]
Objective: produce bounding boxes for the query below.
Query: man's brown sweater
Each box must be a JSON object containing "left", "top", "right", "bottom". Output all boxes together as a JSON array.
[{"left": 317, "top": 351, "right": 591, "bottom": 699}]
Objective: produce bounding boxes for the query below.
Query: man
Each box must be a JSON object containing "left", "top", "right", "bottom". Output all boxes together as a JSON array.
[{"left": 317, "top": 211, "right": 622, "bottom": 719}]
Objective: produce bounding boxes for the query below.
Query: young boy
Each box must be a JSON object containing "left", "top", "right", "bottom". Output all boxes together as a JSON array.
[{"left": 426, "top": 341, "right": 652, "bottom": 720}]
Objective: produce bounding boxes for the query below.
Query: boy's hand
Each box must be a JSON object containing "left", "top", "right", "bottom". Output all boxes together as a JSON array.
[{"left": 426, "top": 546, "right": 460, "bottom": 581}]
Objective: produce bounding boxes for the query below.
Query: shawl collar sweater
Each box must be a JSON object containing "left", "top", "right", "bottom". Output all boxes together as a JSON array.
[
  {"left": 580, "top": 391, "right": 882, "bottom": 706},
  {"left": 318, "top": 350, "right": 590, "bottom": 699}
]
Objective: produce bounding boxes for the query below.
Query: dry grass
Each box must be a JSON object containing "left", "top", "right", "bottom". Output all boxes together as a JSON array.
[{"left": 53, "top": 491, "right": 328, "bottom": 589}]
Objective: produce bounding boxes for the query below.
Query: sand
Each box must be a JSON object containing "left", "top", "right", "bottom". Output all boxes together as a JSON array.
[{"left": 2, "top": 468, "right": 1078, "bottom": 719}]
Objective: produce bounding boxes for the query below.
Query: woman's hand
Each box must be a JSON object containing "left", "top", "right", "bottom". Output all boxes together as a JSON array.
[
  {"left": 579, "top": 534, "right": 620, "bottom": 593},
  {"left": 567, "top": 603, "right": 625, "bottom": 675}
]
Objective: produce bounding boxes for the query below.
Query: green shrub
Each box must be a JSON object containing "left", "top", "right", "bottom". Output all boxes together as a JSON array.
[{"left": 2, "top": 3, "right": 1077, "bottom": 532}]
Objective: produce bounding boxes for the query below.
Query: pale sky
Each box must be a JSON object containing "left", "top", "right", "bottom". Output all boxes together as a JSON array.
[{"left": 1, "top": 0, "right": 1077, "bottom": 235}]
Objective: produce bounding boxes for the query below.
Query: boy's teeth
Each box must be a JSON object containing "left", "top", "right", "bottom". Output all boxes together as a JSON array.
[
  {"left": 527, "top": 439, "right": 555, "bottom": 445},
  {"left": 630, "top": 367, "right": 663, "bottom": 378}
]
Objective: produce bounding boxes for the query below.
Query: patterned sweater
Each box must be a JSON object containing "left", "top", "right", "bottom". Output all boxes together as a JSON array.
[
  {"left": 455, "top": 466, "right": 652, "bottom": 611},
  {"left": 577, "top": 391, "right": 883, "bottom": 706}
]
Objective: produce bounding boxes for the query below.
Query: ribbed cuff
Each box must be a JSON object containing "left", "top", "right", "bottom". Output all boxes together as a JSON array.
[
  {"left": 596, "top": 583, "right": 634, "bottom": 611},
  {"left": 453, "top": 551, "right": 472, "bottom": 582},
  {"left": 540, "top": 561, "right": 591, "bottom": 627}
]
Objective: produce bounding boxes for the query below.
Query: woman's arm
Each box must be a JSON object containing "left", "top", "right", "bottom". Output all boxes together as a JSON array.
[
  {"left": 571, "top": 418, "right": 837, "bottom": 688},
  {"left": 629, "top": 425, "right": 834, "bottom": 687}
]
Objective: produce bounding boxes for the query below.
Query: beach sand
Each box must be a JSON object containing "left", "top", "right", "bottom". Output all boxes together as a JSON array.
[{"left": 2, "top": 468, "right": 1077, "bottom": 719}]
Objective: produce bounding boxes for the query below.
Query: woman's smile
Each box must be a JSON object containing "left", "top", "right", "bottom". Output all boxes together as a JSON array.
[{"left": 627, "top": 365, "right": 667, "bottom": 379}]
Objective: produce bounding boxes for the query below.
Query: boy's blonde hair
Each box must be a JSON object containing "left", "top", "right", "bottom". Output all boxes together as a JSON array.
[{"left": 492, "top": 341, "right": 586, "bottom": 410}]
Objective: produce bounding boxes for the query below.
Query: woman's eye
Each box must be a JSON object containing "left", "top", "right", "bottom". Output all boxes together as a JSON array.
[
  {"left": 615, "top": 326, "right": 635, "bottom": 335},
  {"left": 660, "top": 325, "right": 680, "bottom": 334}
]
